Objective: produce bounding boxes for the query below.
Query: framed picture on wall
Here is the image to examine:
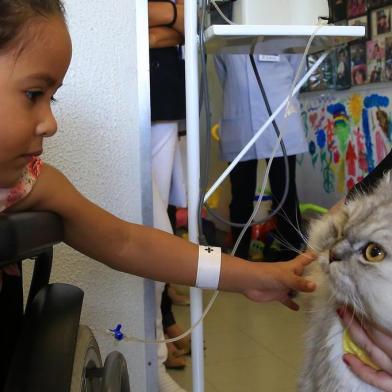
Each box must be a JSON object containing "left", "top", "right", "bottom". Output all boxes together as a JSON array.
[
  {"left": 335, "top": 46, "right": 352, "bottom": 89},
  {"left": 348, "top": 14, "right": 369, "bottom": 39},
  {"left": 329, "top": 0, "right": 347, "bottom": 22},
  {"left": 370, "top": 6, "right": 392, "bottom": 38},
  {"left": 307, "top": 52, "right": 335, "bottom": 90},
  {"left": 367, "top": 37, "right": 385, "bottom": 82},
  {"left": 367, "top": 0, "right": 392, "bottom": 10},
  {"left": 384, "top": 34, "right": 392, "bottom": 79},
  {"left": 350, "top": 41, "right": 368, "bottom": 84},
  {"left": 347, "top": 0, "right": 367, "bottom": 18}
]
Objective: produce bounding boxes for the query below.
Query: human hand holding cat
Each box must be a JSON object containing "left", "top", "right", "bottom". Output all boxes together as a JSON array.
[
  {"left": 340, "top": 307, "right": 392, "bottom": 391},
  {"left": 241, "top": 252, "right": 316, "bottom": 311}
]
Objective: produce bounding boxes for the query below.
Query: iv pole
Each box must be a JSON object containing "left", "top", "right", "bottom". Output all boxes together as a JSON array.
[
  {"left": 183, "top": 2, "right": 363, "bottom": 391},
  {"left": 184, "top": 1, "right": 206, "bottom": 391}
]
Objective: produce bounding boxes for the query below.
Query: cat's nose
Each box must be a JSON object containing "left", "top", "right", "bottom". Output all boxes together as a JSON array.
[{"left": 329, "top": 251, "right": 342, "bottom": 263}]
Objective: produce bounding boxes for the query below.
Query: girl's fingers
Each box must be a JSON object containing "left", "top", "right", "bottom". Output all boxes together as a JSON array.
[
  {"left": 343, "top": 354, "right": 392, "bottom": 392},
  {"left": 287, "top": 274, "right": 316, "bottom": 293},
  {"left": 289, "top": 252, "right": 317, "bottom": 275},
  {"left": 280, "top": 297, "right": 300, "bottom": 311},
  {"left": 294, "top": 251, "right": 317, "bottom": 266}
]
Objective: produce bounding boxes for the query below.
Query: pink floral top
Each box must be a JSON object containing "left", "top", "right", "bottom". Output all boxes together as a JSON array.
[
  {"left": 0, "top": 157, "right": 42, "bottom": 212},
  {"left": 0, "top": 157, "right": 42, "bottom": 285}
]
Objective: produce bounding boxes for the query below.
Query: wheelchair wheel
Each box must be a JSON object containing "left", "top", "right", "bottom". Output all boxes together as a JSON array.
[
  {"left": 70, "top": 325, "right": 102, "bottom": 392},
  {"left": 101, "top": 351, "right": 130, "bottom": 392}
]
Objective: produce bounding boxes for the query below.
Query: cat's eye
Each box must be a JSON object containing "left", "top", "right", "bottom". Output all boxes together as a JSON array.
[{"left": 362, "top": 243, "right": 386, "bottom": 263}]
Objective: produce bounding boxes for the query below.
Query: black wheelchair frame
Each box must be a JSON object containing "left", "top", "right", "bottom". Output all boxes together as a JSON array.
[{"left": 0, "top": 212, "right": 131, "bottom": 392}]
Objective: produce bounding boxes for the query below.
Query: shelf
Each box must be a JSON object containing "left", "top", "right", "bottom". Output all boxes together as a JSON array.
[{"left": 204, "top": 24, "right": 366, "bottom": 54}]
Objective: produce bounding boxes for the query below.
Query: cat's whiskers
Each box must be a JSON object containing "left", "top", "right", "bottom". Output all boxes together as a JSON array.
[
  {"left": 269, "top": 227, "right": 317, "bottom": 256},
  {"left": 276, "top": 211, "right": 316, "bottom": 252},
  {"left": 326, "top": 291, "right": 337, "bottom": 306},
  {"left": 306, "top": 294, "right": 366, "bottom": 351},
  {"left": 351, "top": 293, "right": 368, "bottom": 320},
  {"left": 303, "top": 292, "right": 336, "bottom": 315},
  {"left": 267, "top": 193, "right": 310, "bottom": 245},
  {"left": 342, "top": 293, "right": 368, "bottom": 327},
  {"left": 303, "top": 305, "right": 333, "bottom": 315},
  {"left": 269, "top": 233, "right": 302, "bottom": 255},
  {"left": 274, "top": 203, "right": 310, "bottom": 246}
]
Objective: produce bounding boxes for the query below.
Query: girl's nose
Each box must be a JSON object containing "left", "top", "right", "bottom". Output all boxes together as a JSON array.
[{"left": 35, "top": 107, "right": 58, "bottom": 137}]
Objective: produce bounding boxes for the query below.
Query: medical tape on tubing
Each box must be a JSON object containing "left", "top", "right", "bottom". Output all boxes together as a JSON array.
[{"left": 195, "top": 245, "right": 221, "bottom": 290}]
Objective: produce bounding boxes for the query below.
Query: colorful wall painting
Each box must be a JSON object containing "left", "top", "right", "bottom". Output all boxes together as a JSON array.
[{"left": 299, "top": 90, "right": 392, "bottom": 196}]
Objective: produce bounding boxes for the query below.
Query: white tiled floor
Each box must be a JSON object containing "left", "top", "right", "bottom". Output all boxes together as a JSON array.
[{"left": 168, "top": 289, "right": 308, "bottom": 392}]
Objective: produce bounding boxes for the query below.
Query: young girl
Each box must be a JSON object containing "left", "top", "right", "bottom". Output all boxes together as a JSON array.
[
  {"left": 0, "top": 0, "right": 317, "bottom": 306},
  {"left": 0, "top": 0, "right": 313, "bottom": 389},
  {"left": 0, "top": 5, "right": 321, "bottom": 377}
]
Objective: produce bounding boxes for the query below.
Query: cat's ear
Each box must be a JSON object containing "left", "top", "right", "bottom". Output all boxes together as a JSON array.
[{"left": 384, "top": 170, "right": 392, "bottom": 184}]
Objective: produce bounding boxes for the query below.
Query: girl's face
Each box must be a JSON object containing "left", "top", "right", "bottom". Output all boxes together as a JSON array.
[{"left": 0, "top": 17, "right": 71, "bottom": 187}]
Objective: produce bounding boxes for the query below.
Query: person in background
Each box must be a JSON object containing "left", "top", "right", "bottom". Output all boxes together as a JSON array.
[
  {"left": 214, "top": 53, "right": 307, "bottom": 261},
  {"left": 148, "top": 1, "right": 189, "bottom": 389}
]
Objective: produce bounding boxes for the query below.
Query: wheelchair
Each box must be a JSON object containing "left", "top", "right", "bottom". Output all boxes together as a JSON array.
[{"left": 0, "top": 212, "right": 131, "bottom": 392}]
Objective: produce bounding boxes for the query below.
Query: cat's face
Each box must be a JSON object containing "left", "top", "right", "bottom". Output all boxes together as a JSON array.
[{"left": 309, "top": 173, "right": 392, "bottom": 329}]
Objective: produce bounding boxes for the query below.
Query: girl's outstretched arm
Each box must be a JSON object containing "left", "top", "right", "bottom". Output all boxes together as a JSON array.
[{"left": 10, "top": 165, "right": 315, "bottom": 306}]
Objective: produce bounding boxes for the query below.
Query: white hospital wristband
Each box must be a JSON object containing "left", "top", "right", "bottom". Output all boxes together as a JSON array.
[{"left": 195, "top": 246, "right": 222, "bottom": 290}]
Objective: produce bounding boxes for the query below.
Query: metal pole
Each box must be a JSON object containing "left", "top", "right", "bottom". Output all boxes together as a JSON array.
[{"left": 184, "top": 0, "right": 205, "bottom": 391}]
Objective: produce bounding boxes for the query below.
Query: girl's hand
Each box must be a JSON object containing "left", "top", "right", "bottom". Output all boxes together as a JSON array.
[
  {"left": 242, "top": 252, "right": 316, "bottom": 310},
  {"left": 339, "top": 307, "right": 392, "bottom": 391}
]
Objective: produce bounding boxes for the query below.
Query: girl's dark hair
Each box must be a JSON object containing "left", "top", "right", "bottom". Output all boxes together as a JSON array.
[{"left": 0, "top": 0, "right": 65, "bottom": 51}]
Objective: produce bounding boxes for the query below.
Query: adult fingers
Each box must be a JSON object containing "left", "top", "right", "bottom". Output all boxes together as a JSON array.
[
  {"left": 343, "top": 354, "right": 392, "bottom": 392},
  {"left": 365, "top": 322, "right": 392, "bottom": 360},
  {"left": 340, "top": 308, "right": 392, "bottom": 373}
]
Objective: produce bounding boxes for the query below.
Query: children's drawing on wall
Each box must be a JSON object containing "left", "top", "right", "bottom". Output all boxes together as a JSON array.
[{"left": 300, "top": 92, "right": 392, "bottom": 194}]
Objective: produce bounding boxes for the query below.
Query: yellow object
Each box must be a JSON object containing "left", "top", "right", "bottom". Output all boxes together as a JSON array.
[
  {"left": 206, "top": 188, "right": 220, "bottom": 209},
  {"left": 211, "top": 124, "right": 220, "bottom": 142},
  {"left": 343, "top": 329, "right": 380, "bottom": 370}
]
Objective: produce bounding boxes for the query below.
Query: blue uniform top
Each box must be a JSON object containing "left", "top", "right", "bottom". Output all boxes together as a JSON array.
[{"left": 214, "top": 53, "right": 308, "bottom": 162}]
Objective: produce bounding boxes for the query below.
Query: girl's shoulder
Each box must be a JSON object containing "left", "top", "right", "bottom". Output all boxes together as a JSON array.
[{"left": 0, "top": 157, "right": 43, "bottom": 212}]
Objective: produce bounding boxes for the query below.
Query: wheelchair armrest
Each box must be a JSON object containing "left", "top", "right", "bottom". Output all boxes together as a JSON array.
[
  {"left": 5, "top": 283, "right": 84, "bottom": 392},
  {"left": 0, "top": 212, "right": 64, "bottom": 266}
]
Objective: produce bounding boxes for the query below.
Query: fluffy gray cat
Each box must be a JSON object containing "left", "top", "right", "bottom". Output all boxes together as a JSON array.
[{"left": 298, "top": 173, "right": 392, "bottom": 392}]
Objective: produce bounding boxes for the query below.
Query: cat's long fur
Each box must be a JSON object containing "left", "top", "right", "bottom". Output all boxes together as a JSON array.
[{"left": 299, "top": 173, "right": 392, "bottom": 392}]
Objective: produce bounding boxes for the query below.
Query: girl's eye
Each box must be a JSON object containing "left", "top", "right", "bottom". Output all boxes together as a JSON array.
[
  {"left": 25, "top": 90, "right": 43, "bottom": 102},
  {"left": 362, "top": 242, "right": 386, "bottom": 263},
  {"left": 25, "top": 91, "right": 58, "bottom": 104}
]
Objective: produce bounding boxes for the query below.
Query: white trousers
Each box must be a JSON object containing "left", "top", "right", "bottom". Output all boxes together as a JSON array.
[{"left": 152, "top": 121, "right": 187, "bottom": 392}]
